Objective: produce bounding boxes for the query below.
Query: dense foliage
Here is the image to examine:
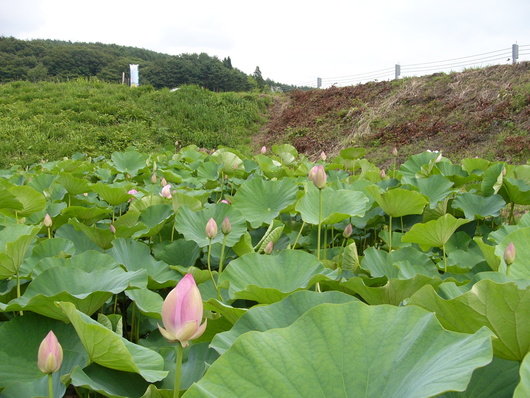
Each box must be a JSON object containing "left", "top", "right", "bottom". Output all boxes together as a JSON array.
[
  {"left": 0, "top": 36, "right": 304, "bottom": 92},
  {"left": 0, "top": 145, "right": 529, "bottom": 397},
  {"left": 0, "top": 79, "right": 272, "bottom": 168}
]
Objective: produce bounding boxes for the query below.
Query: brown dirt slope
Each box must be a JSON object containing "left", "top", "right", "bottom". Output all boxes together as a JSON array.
[{"left": 257, "top": 62, "right": 530, "bottom": 167}]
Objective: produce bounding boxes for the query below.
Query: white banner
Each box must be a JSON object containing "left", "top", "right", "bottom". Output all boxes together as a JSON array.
[{"left": 130, "top": 64, "right": 139, "bottom": 87}]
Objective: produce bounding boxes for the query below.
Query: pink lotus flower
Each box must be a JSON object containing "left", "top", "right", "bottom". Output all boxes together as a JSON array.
[
  {"left": 43, "top": 214, "right": 53, "bottom": 228},
  {"left": 504, "top": 242, "right": 516, "bottom": 265},
  {"left": 161, "top": 184, "right": 172, "bottom": 199},
  {"left": 205, "top": 218, "right": 218, "bottom": 239},
  {"left": 308, "top": 164, "right": 327, "bottom": 189},
  {"left": 38, "top": 331, "right": 63, "bottom": 374},
  {"left": 127, "top": 189, "right": 138, "bottom": 202},
  {"left": 158, "top": 274, "right": 207, "bottom": 347},
  {"left": 260, "top": 146, "right": 267, "bottom": 154}
]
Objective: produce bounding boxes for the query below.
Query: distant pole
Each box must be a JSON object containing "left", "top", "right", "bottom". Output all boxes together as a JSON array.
[
  {"left": 512, "top": 44, "right": 519, "bottom": 64},
  {"left": 395, "top": 64, "right": 401, "bottom": 79},
  {"left": 317, "top": 77, "right": 322, "bottom": 89}
]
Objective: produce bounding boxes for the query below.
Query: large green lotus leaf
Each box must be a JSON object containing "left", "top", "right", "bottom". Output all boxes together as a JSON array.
[
  {"left": 125, "top": 288, "right": 163, "bottom": 320},
  {"left": 68, "top": 218, "right": 115, "bottom": 250},
  {"left": 0, "top": 312, "right": 88, "bottom": 390},
  {"left": 56, "top": 172, "right": 92, "bottom": 195},
  {"left": 408, "top": 279, "right": 530, "bottom": 361},
  {"left": 0, "top": 224, "right": 40, "bottom": 279},
  {"left": 211, "top": 290, "right": 358, "bottom": 355},
  {"left": 59, "top": 301, "right": 167, "bottom": 382},
  {"left": 231, "top": 177, "right": 298, "bottom": 228},
  {"left": 203, "top": 299, "right": 247, "bottom": 325},
  {"left": 402, "top": 213, "right": 470, "bottom": 250},
  {"left": 495, "top": 227, "right": 530, "bottom": 279},
  {"left": 461, "top": 157, "right": 490, "bottom": 174},
  {"left": 171, "top": 192, "right": 203, "bottom": 213},
  {"left": 38, "top": 248, "right": 121, "bottom": 272},
  {"left": 110, "top": 238, "right": 180, "bottom": 289},
  {"left": 515, "top": 351, "right": 530, "bottom": 398},
  {"left": 399, "top": 151, "right": 442, "bottom": 179},
  {"left": 174, "top": 203, "right": 247, "bottom": 248},
  {"left": 183, "top": 302, "right": 493, "bottom": 398},
  {"left": 68, "top": 364, "right": 151, "bottom": 398},
  {"left": 0, "top": 187, "right": 23, "bottom": 214},
  {"left": 20, "top": 238, "right": 80, "bottom": 277},
  {"left": 438, "top": 356, "right": 519, "bottom": 398},
  {"left": 133, "top": 204, "right": 174, "bottom": 239},
  {"left": 296, "top": 183, "right": 369, "bottom": 225},
  {"left": 342, "top": 274, "right": 443, "bottom": 305},
  {"left": 451, "top": 192, "right": 506, "bottom": 220},
  {"left": 3, "top": 185, "right": 46, "bottom": 217},
  {"left": 152, "top": 239, "right": 201, "bottom": 269},
  {"left": 219, "top": 250, "right": 337, "bottom": 303},
  {"left": 474, "top": 237, "right": 501, "bottom": 271},
  {"left": 360, "top": 246, "right": 438, "bottom": 279},
  {"left": 54, "top": 223, "right": 103, "bottom": 254},
  {"left": 61, "top": 205, "right": 111, "bottom": 224},
  {"left": 91, "top": 182, "right": 134, "bottom": 206},
  {"left": 403, "top": 174, "right": 454, "bottom": 209},
  {"left": 481, "top": 162, "right": 505, "bottom": 196},
  {"left": 211, "top": 148, "right": 244, "bottom": 175},
  {"left": 1, "top": 266, "right": 147, "bottom": 321},
  {"left": 365, "top": 185, "right": 428, "bottom": 218},
  {"left": 111, "top": 150, "right": 148, "bottom": 177},
  {"left": 499, "top": 177, "right": 530, "bottom": 205}
]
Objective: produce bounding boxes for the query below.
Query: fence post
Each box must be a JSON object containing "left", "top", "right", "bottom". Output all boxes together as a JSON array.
[
  {"left": 512, "top": 44, "right": 519, "bottom": 64},
  {"left": 317, "top": 77, "right": 322, "bottom": 88},
  {"left": 395, "top": 64, "right": 401, "bottom": 79}
]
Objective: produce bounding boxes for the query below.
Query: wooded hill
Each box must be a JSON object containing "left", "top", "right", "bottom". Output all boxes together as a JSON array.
[{"left": 0, "top": 36, "right": 303, "bottom": 92}]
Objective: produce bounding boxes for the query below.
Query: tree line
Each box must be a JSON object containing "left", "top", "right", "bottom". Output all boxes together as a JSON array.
[{"left": 0, "top": 36, "right": 306, "bottom": 92}]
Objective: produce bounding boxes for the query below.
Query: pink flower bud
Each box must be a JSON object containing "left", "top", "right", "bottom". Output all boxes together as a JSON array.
[
  {"left": 161, "top": 184, "right": 172, "bottom": 199},
  {"left": 260, "top": 146, "right": 267, "bottom": 154},
  {"left": 504, "top": 242, "right": 516, "bottom": 266},
  {"left": 392, "top": 147, "right": 398, "bottom": 157},
  {"left": 161, "top": 178, "right": 168, "bottom": 187},
  {"left": 380, "top": 169, "right": 386, "bottom": 179},
  {"left": 151, "top": 173, "right": 157, "bottom": 184},
  {"left": 43, "top": 214, "right": 53, "bottom": 228},
  {"left": 343, "top": 224, "right": 353, "bottom": 238},
  {"left": 127, "top": 189, "right": 138, "bottom": 202},
  {"left": 264, "top": 241, "right": 274, "bottom": 254},
  {"left": 38, "top": 331, "right": 63, "bottom": 374},
  {"left": 158, "top": 274, "right": 207, "bottom": 347},
  {"left": 110, "top": 224, "right": 116, "bottom": 234},
  {"left": 221, "top": 217, "right": 231, "bottom": 235},
  {"left": 205, "top": 218, "right": 218, "bottom": 239},
  {"left": 221, "top": 199, "right": 230, "bottom": 204},
  {"left": 308, "top": 164, "right": 327, "bottom": 189},
  {"left": 320, "top": 151, "right": 327, "bottom": 161}
]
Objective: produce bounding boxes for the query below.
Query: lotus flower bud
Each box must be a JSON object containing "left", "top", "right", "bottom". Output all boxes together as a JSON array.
[
  {"left": 161, "top": 184, "right": 172, "bottom": 199},
  {"left": 392, "top": 147, "right": 398, "bottom": 157},
  {"left": 151, "top": 173, "right": 157, "bottom": 184},
  {"left": 127, "top": 189, "right": 138, "bottom": 202},
  {"left": 380, "top": 169, "right": 386, "bottom": 179},
  {"left": 38, "top": 331, "right": 63, "bottom": 374},
  {"left": 221, "top": 217, "right": 231, "bottom": 235},
  {"left": 260, "top": 146, "right": 267, "bottom": 154},
  {"left": 161, "top": 178, "right": 168, "bottom": 187},
  {"left": 221, "top": 199, "right": 230, "bottom": 204},
  {"left": 308, "top": 165, "right": 327, "bottom": 189},
  {"left": 343, "top": 224, "right": 353, "bottom": 238},
  {"left": 158, "top": 274, "right": 207, "bottom": 347},
  {"left": 110, "top": 224, "right": 116, "bottom": 234},
  {"left": 504, "top": 242, "right": 516, "bottom": 266},
  {"left": 320, "top": 151, "right": 327, "bottom": 161},
  {"left": 435, "top": 153, "right": 443, "bottom": 163},
  {"left": 264, "top": 241, "right": 274, "bottom": 254},
  {"left": 206, "top": 218, "right": 218, "bottom": 239},
  {"left": 43, "top": 214, "right": 53, "bottom": 228}
]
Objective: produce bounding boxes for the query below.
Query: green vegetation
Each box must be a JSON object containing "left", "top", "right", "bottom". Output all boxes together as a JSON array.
[
  {"left": 0, "top": 36, "right": 309, "bottom": 92},
  {"left": 0, "top": 79, "right": 272, "bottom": 168}
]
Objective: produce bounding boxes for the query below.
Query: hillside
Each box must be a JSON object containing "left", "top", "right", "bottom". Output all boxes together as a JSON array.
[{"left": 257, "top": 62, "right": 530, "bottom": 167}]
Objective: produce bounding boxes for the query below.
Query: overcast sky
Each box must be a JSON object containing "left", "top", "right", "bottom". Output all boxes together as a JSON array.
[{"left": 1, "top": 0, "right": 529, "bottom": 87}]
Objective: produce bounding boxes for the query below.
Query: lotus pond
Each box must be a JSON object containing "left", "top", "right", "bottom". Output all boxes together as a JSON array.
[{"left": 0, "top": 145, "right": 529, "bottom": 397}]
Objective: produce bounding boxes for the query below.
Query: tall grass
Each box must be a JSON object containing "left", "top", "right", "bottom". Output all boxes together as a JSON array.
[{"left": 0, "top": 79, "right": 273, "bottom": 168}]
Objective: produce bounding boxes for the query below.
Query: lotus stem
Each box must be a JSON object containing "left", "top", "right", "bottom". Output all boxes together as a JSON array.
[
  {"left": 293, "top": 221, "right": 306, "bottom": 249},
  {"left": 174, "top": 343, "right": 183, "bottom": 398},
  {"left": 207, "top": 239, "right": 218, "bottom": 292},
  {"left": 317, "top": 189, "right": 323, "bottom": 260},
  {"left": 388, "top": 216, "right": 393, "bottom": 253},
  {"left": 216, "top": 235, "right": 228, "bottom": 301},
  {"left": 48, "top": 373, "right": 53, "bottom": 398}
]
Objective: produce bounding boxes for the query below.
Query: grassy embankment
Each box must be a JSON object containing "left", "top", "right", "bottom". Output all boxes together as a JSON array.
[{"left": 0, "top": 79, "right": 272, "bottom": 168}]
